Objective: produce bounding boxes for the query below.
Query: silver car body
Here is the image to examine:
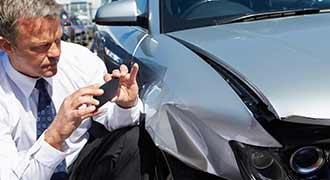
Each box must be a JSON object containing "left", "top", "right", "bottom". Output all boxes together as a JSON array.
[{"left": 95, "top": 0, "right": 330, "bottom": 179}]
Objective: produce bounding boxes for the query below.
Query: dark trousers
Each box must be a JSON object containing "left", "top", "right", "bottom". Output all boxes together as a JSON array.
[{"left": 67, "top": 122, "right": 141, "bottom": 180}]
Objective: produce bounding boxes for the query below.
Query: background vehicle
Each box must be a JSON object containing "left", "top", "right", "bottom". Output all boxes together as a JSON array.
[
  {"left": 60, "top": 9, "right": 75, "bottom": 42},
  {"left": 77, "top": 14, "right": 97, "bottom": 40},
  {"left": 93, "top": 0, "right": 330, "bottom": 179},
  {"left": 70, "top": 15, "right": 89, "bottom": 45}
]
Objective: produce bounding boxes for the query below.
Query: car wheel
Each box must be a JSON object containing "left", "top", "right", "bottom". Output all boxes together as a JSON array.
[
  {"left": 61, "top": 35, "right": 68, "bottom": 41},
  {"left": 70, "top": 31, "right": 75, "bottom": 42}
]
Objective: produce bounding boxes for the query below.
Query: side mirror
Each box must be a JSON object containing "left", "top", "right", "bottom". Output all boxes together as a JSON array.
[{"left": 95, "top": 0, "right": 147, "bottom": 28}]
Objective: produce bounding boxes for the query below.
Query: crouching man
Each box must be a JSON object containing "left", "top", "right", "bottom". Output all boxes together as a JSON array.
[{"left": 0, "top": 0, "right": 143, "bottom": 180}]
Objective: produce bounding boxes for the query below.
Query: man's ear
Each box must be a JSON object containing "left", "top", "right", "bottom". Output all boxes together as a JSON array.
[{"left": 0, "top": 37, "right": 14, "bottom": 55}]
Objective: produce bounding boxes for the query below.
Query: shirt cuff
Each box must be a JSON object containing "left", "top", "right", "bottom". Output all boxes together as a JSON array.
[
  {"left": 114, "top": 97, "right": 144, "bottom": 124},
  {"left": 30, "top": 133, "right": 66, "bottom": 169}
]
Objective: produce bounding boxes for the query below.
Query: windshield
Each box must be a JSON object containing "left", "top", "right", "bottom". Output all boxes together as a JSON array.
[
  {"left": 71, "top": 17, "right": 83, "bottom": 26},
  {"left": 161, "top": 0, "right": 330, "bottom": 32}
]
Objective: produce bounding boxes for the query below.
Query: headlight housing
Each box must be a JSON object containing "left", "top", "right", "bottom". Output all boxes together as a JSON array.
[
  {"left": 230, "top": 141, "right": 330, "bottom": 180},
  {"left": 230, "top": 141, "right": 287, "bottom": 180}
]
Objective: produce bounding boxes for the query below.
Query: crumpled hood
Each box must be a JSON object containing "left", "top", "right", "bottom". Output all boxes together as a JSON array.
[{"left": 169, "top": 13, "right": 330, "bottom": 121}]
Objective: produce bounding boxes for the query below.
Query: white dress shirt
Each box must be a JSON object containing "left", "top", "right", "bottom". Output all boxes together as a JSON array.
[{"left": 0, "top": 41, "right": 143, "bottom": 180}]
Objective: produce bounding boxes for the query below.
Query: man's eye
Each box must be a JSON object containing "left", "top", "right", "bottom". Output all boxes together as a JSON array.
[{"left": 31, "top": 44, "right": 50, "bottom": 52}]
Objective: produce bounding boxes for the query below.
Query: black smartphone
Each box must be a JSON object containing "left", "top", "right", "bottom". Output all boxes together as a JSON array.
[{"left": 94, "top": 78, "right": 120, "bottom": 109}]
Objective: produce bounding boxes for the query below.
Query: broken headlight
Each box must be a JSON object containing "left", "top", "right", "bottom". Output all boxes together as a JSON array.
[{"left": 230, "top": 141, "right": 330, "bottom": 180}]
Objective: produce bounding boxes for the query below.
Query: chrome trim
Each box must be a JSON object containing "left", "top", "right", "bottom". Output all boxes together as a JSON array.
[{"left": 290, "top": 146, "right": 325, "bottom": 174}]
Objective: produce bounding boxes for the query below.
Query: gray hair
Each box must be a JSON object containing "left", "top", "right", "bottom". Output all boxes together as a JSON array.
[{"left": 0, "top": 0, "right": 61, "bottom": 42}]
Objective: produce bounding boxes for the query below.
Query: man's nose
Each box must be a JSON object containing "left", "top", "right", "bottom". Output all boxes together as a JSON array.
[{"left": 47, "top": 42, "right": 61, "bottom": 58}]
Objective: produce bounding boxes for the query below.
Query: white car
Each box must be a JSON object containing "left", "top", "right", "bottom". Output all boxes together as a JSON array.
[{"left": 93, "top": 0, "right": 330, "bottom": 179}]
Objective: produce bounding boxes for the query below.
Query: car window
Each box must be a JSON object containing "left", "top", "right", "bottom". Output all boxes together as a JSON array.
[{"left": 71, "top": 17, "right": 83, "bottom": 25}]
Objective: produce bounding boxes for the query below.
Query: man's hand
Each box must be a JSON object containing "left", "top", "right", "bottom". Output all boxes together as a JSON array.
[
  {"left": 104, "top": 63, "right": 139, "bottom": 109},
  {"left": 45, "top": 84, "right": 104, "bottom": 150}
]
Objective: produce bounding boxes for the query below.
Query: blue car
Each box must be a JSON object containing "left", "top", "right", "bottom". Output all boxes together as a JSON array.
[{"left": 93, "top": 0, "right": 330, "bottom": 179}]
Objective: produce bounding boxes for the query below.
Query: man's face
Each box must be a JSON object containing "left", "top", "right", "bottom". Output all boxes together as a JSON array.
[{"left": 7, "top": 17, "right": 62, "bottom": 78}]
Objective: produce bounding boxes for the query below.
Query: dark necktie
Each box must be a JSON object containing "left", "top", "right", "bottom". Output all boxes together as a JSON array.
[{"left": 35, "top": 78, "right": 67, "bottom": 175}]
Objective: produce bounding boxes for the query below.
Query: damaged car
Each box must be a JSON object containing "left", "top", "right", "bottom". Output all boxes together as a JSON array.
[{"left": 93, "top": 0, "right": 330, "bottom": 179}]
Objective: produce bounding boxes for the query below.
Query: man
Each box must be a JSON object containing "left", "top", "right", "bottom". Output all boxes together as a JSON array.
[{"left": 0, "top": 0, "right": 143, "bottom": 180}]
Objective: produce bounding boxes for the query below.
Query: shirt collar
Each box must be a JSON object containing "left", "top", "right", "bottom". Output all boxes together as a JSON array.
[{"left": 2, "top": 53, "right": 53, "bottom": 97}]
